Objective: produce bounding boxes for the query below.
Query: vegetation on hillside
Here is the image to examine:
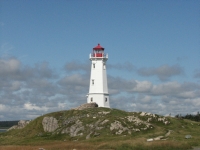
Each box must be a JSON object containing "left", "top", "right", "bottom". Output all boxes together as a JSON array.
[
  {"left": 176, "top": 112, "right": 200, "bottom": 122},
  {"left": 0, "top": 107, "right": 200, "bottom": 150}
]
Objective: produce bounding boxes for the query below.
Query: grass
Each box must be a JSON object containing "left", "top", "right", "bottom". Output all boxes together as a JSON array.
[
  {"left": 0, "top": 107, "right": 200, "bottom": 149},
  {"left": 0, "top": 140, "right": 193, "bottom": 150}
]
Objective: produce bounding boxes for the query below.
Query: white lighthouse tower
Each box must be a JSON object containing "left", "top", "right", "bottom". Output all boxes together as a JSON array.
[{"left": 87, "top": 44, "right": 110, "bottom": 108}]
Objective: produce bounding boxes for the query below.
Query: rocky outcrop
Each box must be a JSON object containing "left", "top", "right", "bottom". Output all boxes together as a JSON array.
[
  {"left": 140, "top": 112, "right": 170, "bottom": 125},
  {"left": 8, "top": 120, "right": 31, "bottom": 131},
  {"left": 147, "top": 130, "right": 172, "bottom": 142},
  {"left": 110, "top": 120, "right": 129, "bottom": 135},
  {"left": 41, "top": 110, "right": 170, "bottom": 138},
  {"left": 42, "top": 117, "right": 58, "bottom": 132},
  {"left": 8, "top": 108, "right": 171, "bottom": 141},
  {"left": 73, "top": 103, "right": 98, "bottom": 110},
  {"left": 109, "top": 115, "right": 153, "bottom": 135},
  {"left": 61, "top": 120, "right": 84, "bottom": 137},
  {"left": 7, "top": 104, "right": 171, "bottom": 140}
]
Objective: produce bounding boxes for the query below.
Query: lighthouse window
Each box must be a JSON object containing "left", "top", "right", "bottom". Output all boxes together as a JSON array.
[
  {"left": 92, "top": 80, "right": 94, "bottom": 85},
  {"left": 93, "top": 64, "right": 95, "bottom": 68},
  {"left": 91, "top": 97, "right": 93, "bottom": 102},
  {"left": 105, "top": 98, "right": 107, "bottom": 102}
]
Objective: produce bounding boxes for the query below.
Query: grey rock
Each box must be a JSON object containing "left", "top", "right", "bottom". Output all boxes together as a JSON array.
[
  {"left": 154, "top": 136, "right": 164, "bottom": 140},
  {"left": 126, "top": 116, "right": 151, "bottom": 127},
  {"left": 73, "top": 103, "right": 98, "bottom": 110},
  {"left": 185, "top": 135, "right": 192, "bottom": 139},
  {"left": 98, "top": 111, "right": 110, "bottom": 115},
  {"left": 116, "top": 129, "right": 124, "bottom": 135},
  {"left": 94, "top": 132, "right": 100, "bottom": 137},
  {"left": 147, "top": 138, "right": 154, "bottom": 142},
  {"left": 101, "top": 119, "right": 109, "bottom": 125},
  {"left": 140, "top": 112, "right": 146, "bottom": 116},
  {"left": 42, "top": 117, "right": 58, "bottom": 132},
  {"left": 110, "top": 120, "right": 128, "bottom": 134},
  {"left": 70, "top": 120, "right": 84, "bottom": 137},
  {"left": 62, "top": 120, "right": 84, "bottom": 137},
  {"left": 133, "top": 128, "right": 140, "bottom": 132},
  {"left": 147, "top": 118, "right": 152, "bottom": 122},
  {"left": 86, "top": 132, "right": 93, "bottom": 139},
  {"left": 8, "top": 120, "right": 30, "bottom": 131},
  {"left": 110, "top": 121, "right": 123, "bottom": 131},
  {"left": 165, "top": 130, "right": 172, "bottom": 137}
]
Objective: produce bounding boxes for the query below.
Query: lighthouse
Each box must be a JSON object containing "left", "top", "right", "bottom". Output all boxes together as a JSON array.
[{"left": 87, "top": 44, "right": 110, "bottom": 108}]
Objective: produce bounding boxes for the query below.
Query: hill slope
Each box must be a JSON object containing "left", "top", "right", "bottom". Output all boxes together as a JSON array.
[{"left": 1, "top": 106, "right": 200, "bottom": 149}]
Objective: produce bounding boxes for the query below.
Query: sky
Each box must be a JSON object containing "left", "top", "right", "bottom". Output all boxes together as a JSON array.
[{"left": 0, "top": 0, "right": 200, "bottom": 121}]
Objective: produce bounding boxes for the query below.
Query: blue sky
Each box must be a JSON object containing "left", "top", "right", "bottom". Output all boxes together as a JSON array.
[{"left": 0, "top": 0, "right": 200, "bottom": 120}]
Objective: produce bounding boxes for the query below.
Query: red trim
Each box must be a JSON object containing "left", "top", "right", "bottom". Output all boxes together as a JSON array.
[
  {"left": 93, "top": 43, "right": 104, "bottom": 50},
  {"left": 92, "top": 53, "right": 103, "bottom": 57}
]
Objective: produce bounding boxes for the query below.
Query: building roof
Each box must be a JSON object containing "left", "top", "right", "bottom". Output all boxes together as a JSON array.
[{"left": 93, "top": 43, "right": 104, "bottom": 50}]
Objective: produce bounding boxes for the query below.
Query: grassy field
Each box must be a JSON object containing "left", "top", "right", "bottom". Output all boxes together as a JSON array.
[
  {"left": 0, "top": 108, "right": 199, "bottom": 150},
  {"left": 0, "top": 140, "right": 194, "bottom": 150}
]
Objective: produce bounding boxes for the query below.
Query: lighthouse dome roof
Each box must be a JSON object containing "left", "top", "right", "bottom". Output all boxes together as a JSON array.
[{"left": 93, "top": 43, "right": 104, "bottom": 50}]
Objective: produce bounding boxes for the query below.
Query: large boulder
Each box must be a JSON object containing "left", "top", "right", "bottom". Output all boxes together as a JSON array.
[{"left": 42, "top": 117, "right": 58, "bottom": 132}]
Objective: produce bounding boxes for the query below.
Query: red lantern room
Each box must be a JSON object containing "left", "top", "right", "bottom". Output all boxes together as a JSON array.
[{"left": 93, "top": 43, "right": 104, "bottom": 57}]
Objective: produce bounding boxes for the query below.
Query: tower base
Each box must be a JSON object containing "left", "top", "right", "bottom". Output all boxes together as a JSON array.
[{"left": 87, "top": 93, "right": 110, "bottom": 108}]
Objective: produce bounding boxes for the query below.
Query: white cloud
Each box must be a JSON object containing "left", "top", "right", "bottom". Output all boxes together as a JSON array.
[
  {"left": 24, "top": 102, "right": 48, "bottom": 111},
  {"left": 191, "top": 98, "right": 200, "bottom": 107},
  {"left": 140, "top": 95, "right": 152, "bottom": 103},
  {"left": 108, "top": 62, "right": 136, "bottom": 72},
  {"left": 58, "top": 102, "right": 67, "bottom": 109},
  {"left": 64, "top": 61, "right": 90, "bottom": 73},
  {"left": 158, "top": 103, "right": 166, "bottom": 109},
  {"left": 0, "top": 58, "right": 20, "bottom": 75},
  {"left": 59, "top": 74, "right": 88, "bottom": 86},
  {"left": 152, "top": 81, "right": 181, "bottom": 95},
  {"left": 130, "top": 103, "right": 136, "bottom": 107},
  {"left": 137, "top": 64, "right": 184, "bottom": 81},
  {"left": 132, "top": 80, "right": 153, "bottom": 92},
  {"left": 0, "top": 104, "right": 7, "bottom": 112},
  {"left": 0, "top": 58, "right": 200, "bottom": 120},
  {"left": 10, "top": 81, "right": 21, "bottom": 91},
  {"left": 178, "top": 91, "right": 197, "bottom": 99}
]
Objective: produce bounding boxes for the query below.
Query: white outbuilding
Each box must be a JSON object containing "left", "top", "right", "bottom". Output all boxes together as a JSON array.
[{"left": 87, "top": 44, "right": 110, "bottom": 108}]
